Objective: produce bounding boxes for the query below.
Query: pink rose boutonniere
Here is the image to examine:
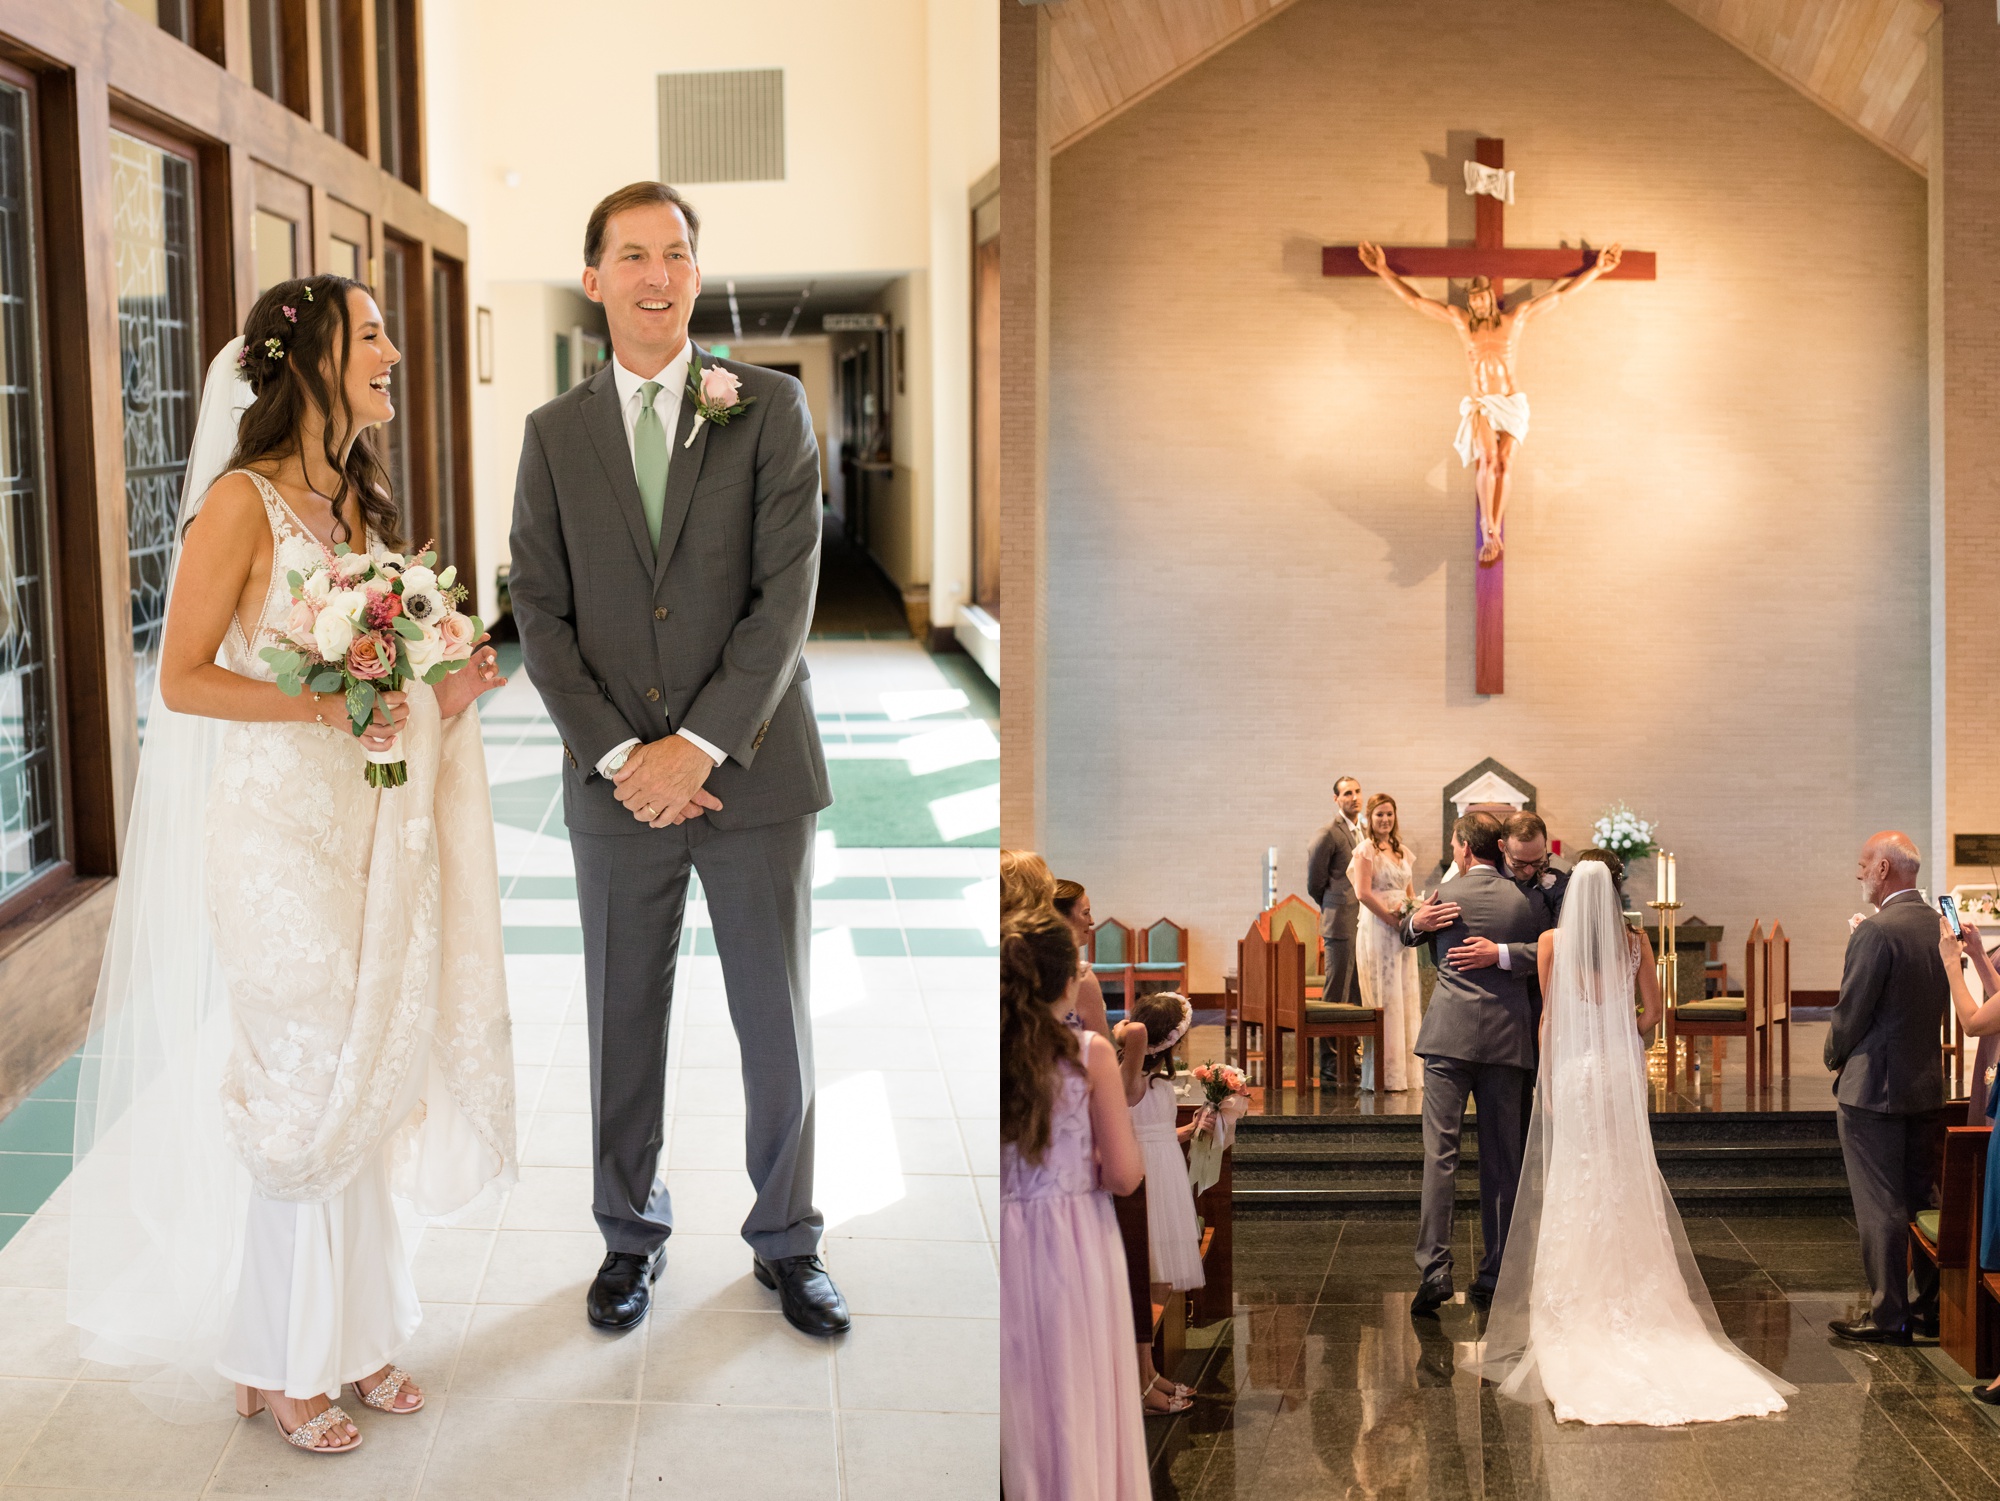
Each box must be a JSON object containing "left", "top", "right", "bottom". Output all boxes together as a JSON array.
[{"left": 683, "top": 356, "right": 755, "bottom": 448}]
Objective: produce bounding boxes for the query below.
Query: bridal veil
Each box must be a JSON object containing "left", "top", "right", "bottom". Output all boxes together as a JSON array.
[{"left": 1469, "top": 861, "right": 1791, "bottom": 1425}]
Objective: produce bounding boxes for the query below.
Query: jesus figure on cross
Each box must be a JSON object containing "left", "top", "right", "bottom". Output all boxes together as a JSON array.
[{"left": 1357, "top": 240, "right": 1624, "bottom": 563}]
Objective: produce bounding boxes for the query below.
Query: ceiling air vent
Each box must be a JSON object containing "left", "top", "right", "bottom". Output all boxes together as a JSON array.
[{"left": 658, "top": 69, "right": 785, "bottom": 184}]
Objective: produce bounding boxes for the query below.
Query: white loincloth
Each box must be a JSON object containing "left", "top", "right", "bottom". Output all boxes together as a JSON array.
[{"left": 1453, "top": 391, "right": 1531, "bottom": 467}]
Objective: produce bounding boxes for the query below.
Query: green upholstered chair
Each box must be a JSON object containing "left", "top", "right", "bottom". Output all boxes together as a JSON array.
[
  {"left": 1914, "top": 1125, "right": 1991, "bottom": 1375},
  {"left": 1665, "top": 919, "right": 1756, "bottom": 1095},
  {"left": 1132, "top": 919, "right": 1189, "bottom": 1003},
  {"left": 1090, "top": 919, "right": 1135, "bottom": 1016}
]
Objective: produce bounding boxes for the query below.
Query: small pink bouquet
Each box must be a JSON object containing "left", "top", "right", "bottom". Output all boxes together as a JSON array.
[
  {"left": 1186, "top": 1062, "right": 1252, "bottom": 1195},
  {"left": 259, "top": 542, "right": 482, "bottom": 787}
]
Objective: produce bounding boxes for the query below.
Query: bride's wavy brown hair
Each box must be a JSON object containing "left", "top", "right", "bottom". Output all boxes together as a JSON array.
[
  {"left": 224, "top": 275, "right": 403, "bottom": 550},
  {"left": 1001, "top": 907, "right": 1081, "bottom": 1164}
]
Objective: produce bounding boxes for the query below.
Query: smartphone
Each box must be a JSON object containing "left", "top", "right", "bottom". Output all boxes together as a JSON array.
[{"left": 1941, "top": 893, "right": 1963, "bottom": 938}]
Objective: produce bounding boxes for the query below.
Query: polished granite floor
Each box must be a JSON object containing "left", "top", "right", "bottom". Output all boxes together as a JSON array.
[{"left": 1153, "top": 1213, "right": 2000, "bottom": 1500}]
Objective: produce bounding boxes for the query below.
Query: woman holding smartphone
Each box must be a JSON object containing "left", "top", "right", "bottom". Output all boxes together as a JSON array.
[{"left": 1937, "top": 913, "right": 2000, "bottom": 1402}]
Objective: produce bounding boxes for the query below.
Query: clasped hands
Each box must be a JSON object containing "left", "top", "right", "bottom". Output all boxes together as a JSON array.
[
  {"left": 1407, "top": 894, "right": 1503, "bottom": 971},
  {"left": 611, "top": 734, "right": 724, "bottom": 828}
]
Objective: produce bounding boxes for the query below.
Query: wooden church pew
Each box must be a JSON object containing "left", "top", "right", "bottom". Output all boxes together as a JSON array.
[{"left": 1916, "top": 1125, "right": 1990, "bottom": 1376}]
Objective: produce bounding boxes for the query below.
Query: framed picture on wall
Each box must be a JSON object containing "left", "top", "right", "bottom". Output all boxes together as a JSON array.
[{"left": 476, "top": 305, "right": 494, "bottom": 383}]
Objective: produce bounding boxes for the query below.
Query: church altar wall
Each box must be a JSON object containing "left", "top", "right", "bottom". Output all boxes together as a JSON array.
[{"left": 1044, "top": 0, "right": 1929, "bottom": 992}]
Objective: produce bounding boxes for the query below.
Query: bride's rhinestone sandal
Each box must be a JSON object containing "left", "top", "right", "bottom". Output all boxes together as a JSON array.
[
  {"left": 235, "top": 1385, "right": 362, "bottom": 1453},
  {"left": 352, "top": 1366, "right": 423, "bottom": 1414}
]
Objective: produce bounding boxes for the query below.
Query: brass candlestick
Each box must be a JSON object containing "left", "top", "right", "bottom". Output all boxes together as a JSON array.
[{"left": 1647, "top": 894, "right": 1683, "bottom": 1066}]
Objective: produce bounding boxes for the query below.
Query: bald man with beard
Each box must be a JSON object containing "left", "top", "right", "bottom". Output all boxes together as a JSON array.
[{"left": 1826, "top": 831, "right": 1951, "bottom": 1345}]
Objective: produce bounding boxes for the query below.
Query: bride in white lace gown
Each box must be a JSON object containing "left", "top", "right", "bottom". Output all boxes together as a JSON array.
[
  {"left": 1472, "top": 852, "right": 1791, "bottom": 1426},
  {"left": 1350, "top": 794, "right": 1422, "bottom": 1092},
  {"left": 68, "top": 280, "right": 516, "bottom": 1448}
]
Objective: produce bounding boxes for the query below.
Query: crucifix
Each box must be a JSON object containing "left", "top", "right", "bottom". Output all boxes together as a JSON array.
[{"left": 1323, "top": 138, "right": 1656, "bottom": 695}]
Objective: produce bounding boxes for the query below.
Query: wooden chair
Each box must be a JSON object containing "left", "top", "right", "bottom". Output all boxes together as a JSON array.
[
  {"left": 1665, "top": 919, "right": 1759, "bottom": 1094},
  {"left": 1756, "top": 921, "right": 1792, "bottom": 1090},
  {"left": 1269, "top": 928, "right": 1305, "bottom": 1093},
  {"left": 1920, "top": 1125, "right": 1993, "bottom": 1377},
  {"left": 1263, "top": 895, "right": 1324, "bottom": 1000},
  {"left": 1289, "top": 941, "right": 1384, "bottom": 1092},
  {"left": 1090, "top": 918, "right": 1136, "bottom": 1017},
  {"left": 1133, "top": 918, "right": 1190, "bottom": 1003},
  {"left": 1236, "top": 920, "right": 1276, "bottom": 1086}
]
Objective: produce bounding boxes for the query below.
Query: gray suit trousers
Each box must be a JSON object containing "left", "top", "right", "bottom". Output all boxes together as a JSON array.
[
  {"left": 1836, "top": 1103, "right": 1938, "bottom": 1332},
  {"left": 1416, "top": 1055, "right": 1530, "bottom": 1292},
  {"left": 573, "top": 813, "right": 822, "bottom": 1261}
]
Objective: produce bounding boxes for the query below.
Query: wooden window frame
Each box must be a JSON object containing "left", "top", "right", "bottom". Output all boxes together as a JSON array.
[
  {"left": 429, "top": 250, "right": 472, "bottom": 582},
  {"left": 377, "top": 226, "right": 430, "bottom": 545}
]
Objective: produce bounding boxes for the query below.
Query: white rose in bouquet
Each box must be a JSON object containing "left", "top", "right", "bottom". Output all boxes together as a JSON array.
[
  {"left": 302, "top": 568, "right": 334, "bottom": 606},
  {"left": 404, "top": 624, "right": 446, "bottom": 674},
  {"left": 313, "top": 608, "right": 356, "bottom": 660},
  {"left": 399, "top": 564, "right": 438, "bottom": 595},
  {"left": 328, "top": 587, "right": 369, "bottom": 625},
  {"left": 332, "top": 550, "right": 373, "bottom": 582}
]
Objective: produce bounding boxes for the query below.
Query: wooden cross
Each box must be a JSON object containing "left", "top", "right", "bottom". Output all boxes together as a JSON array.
[{"left": 1323, "top": 139, "right": 1656, "bottom": 695}]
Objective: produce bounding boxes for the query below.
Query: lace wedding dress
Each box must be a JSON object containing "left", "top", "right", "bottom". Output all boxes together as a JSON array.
[
  {"left": 68, "top": 340, "right": 516, "bottom": 1419},
  {"left": 1470, "top": 862, "right": 1791, "bottom": 1426}
]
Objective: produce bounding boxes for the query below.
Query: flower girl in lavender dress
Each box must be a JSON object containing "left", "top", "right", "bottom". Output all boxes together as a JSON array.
[{"left": 1001, "top": 908, "right": 1149, "bottom": 1500}]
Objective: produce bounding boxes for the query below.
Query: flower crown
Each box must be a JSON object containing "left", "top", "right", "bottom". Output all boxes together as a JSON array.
[
  {"left": 235, "top": 283, "right": 316, "bottom": 375},
  {"left": 1140, "top": 992, "right": 1194, "bottom": 1055}
]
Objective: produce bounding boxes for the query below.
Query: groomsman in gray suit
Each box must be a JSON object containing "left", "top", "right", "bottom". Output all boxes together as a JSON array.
[
  {"left": 1826, "top": 831, "right": 1948, "bottom": 1345},
  {"left": 1307, "top": 777, "right": 1366, "bottom": 1083},
  {"left": 1400, "top": 811, "right": 1542, "bottom": 1313},
  {"left": 510, "top": 182, "right": 846, "bottom": 1338}
]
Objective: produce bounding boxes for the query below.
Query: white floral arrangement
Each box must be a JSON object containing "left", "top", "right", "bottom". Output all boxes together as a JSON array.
[{"left": 1590, "top": 803, "right": 1658, "bottom": 862}]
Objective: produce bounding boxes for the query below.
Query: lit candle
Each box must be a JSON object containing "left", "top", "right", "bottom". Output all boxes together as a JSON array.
[{"left": 1656, "top": 852, "right": 1665, "bottom": 901}]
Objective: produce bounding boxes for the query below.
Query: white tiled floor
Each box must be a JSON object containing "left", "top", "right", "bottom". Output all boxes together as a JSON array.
[{"left": 0, "top": 642, "right": 997, "bottom": 1498}]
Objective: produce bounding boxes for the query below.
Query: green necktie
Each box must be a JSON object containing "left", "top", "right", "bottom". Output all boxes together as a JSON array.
[{"left": 634, "top": 380, "right": 668, "bottom": 550}]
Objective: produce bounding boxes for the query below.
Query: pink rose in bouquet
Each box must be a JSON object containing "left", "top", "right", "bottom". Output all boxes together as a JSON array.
[
  {"left": 346, "top": 634, "right": 393, "bottom": 681},
  {"left": 437, "top": 611, "right": 477, "bottom": 662}
]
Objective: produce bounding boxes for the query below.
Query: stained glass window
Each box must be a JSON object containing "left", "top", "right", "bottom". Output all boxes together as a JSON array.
[
  {"left": 111, "top": 130, "right": 200, "bottom": 741},
  {"left": 0, "top": 84, "right": 63, "bottom": 900}
]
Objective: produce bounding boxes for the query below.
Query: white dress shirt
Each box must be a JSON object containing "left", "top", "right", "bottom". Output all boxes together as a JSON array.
[{"left": 594, "top": 342, "right": 726, "bottom": 778}]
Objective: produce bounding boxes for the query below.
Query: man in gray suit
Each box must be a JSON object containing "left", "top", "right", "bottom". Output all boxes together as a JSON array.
[
  {"left": 1400, "top": 811, "right": 1542, "bottom": 1313},
  {"left": 1307, "top": 777, "right": 1366, "bottom": 1082},
  {"left": 1826, "top": 831, "right": 1948, "bottom": 1345},
  {"left": 510, "top": 182, "right": 846, "bottom": 1338}
]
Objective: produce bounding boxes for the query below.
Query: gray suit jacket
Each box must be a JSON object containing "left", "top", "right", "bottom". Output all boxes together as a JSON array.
[
  {"left": 509, "top": 352, "right": 832, "bottom": 836},
  {"left": 1307, "top": 817, "right": 1360, "bottom": 941},
  {"left": 1824, "top": 892, "right": 1948, "bottom": 1115},
  {"left": 1400, "top": 864, "right": 1540, "bottom": 1070}
]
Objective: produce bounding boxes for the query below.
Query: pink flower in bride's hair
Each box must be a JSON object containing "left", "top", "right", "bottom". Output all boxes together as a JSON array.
[
  {"left": 364, "top": 588, "right": 403, "bottom": 628},
  {"left": 285, "top": 599, "right": 316, "bottom": 641},
  {"left": 346, "top": 634, "right": 392, "bottom": 680},
  {"left": 437, "top": 611, "right": 476, "bottom": 661},
  {"left": 698, "top": 365, "right": 742, "bottom": 409}
]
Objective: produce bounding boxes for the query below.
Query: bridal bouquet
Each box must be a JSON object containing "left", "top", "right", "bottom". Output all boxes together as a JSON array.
[
  {"left": 259, "top": 544, "right": 482, "bottom": 787},
  {"left": 1186, "top": 1062, "right": 1251, "bottom": 1197}
]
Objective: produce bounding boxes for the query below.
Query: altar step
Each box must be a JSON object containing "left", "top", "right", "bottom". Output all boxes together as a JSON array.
[{"left": 1232, "top": 1110, "right": 1848, "bottom": 1218}]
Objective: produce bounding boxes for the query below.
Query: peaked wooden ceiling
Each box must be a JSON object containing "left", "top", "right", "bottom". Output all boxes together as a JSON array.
[{"left": 1045, "top": 0, "right": 1937, "bottom": 173}]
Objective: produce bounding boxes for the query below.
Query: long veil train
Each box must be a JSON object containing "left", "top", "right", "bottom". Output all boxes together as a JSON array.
[{"left": 1466, "top": 861, "right": 1792, "bottom": 1426}]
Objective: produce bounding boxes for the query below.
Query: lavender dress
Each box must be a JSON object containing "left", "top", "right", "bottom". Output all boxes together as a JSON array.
[{"left": 1000, "top": 1032, "right": 1148, "bottom": 1500}]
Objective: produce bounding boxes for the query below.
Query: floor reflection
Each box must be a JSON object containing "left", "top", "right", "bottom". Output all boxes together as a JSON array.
[{"left": 1152, "top": 1215, "right": 2000, "bottom": 1500}]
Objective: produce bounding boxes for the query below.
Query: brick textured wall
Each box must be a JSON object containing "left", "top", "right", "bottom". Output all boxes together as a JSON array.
[
  {"left": 1044, "top": 0, "right": 1930, "bottom": 989},
  {"left": 1936, "top": 1, "right": 2000, "bottom": 902}
]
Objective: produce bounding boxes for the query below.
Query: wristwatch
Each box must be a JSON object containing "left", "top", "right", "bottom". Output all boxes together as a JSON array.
[{"left": 603, "top": 744, "right": 633, "bottom": 775}]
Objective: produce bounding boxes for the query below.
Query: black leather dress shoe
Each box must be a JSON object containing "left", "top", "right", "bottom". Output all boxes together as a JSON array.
[
  {"left": 1410, "top": 1278, "right": 1453, "bottom": 1318},
  {"left": 753, "top": 1253, "right": 852, "bottom": 1337},
  {"left": 1828, "top": 1316, "right": 1911, "bottom": 1345},
  {"left": 587, "top": 1247, "right": 664, "bottom": 1331},
  {"left": 1910, "top": 1311, "right": 1941, "bottom": 1340},
  {"left": 1467, "top": 1284, "right": 1494, "bottom": 1310}
]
